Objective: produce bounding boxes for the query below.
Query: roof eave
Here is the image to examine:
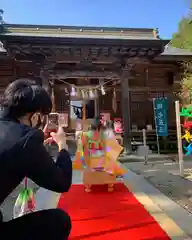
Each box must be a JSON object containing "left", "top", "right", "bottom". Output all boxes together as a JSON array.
[
  {"left": 0, "top": 33, "right": 169, "bottom": 48},
  {"left": 2, "top": 23, "right": 155, "bottom": 33},
  {"left": 154, "top": 55, "right": 192, "bottom": 61}
]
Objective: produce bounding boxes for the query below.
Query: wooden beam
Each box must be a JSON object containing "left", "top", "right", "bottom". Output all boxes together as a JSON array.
[
  {"left": 52, "top": 89, "right": 56, "bottom": 112},
  {"left": 49, "top": 71, "right": 119, "bottom": 79},
  {"left": 40, "top": 69, "right": 51, "bottom": 93},
  {"left": 6, "top": 43, "right": 161, "bottom": 60},
  {"left": 116, "top": 87, "right": 180, "bottom": 92},
  {"left": 48, "top": 55, "right": 119, "bottom": 64}
]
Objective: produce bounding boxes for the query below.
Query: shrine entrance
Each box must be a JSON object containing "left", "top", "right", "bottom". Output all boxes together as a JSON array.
[
  {"left": 70, "top": 97, "right": 97, "bottom": 131},
  {"left": 64, "top": 77, "right": 107, "bottom": 131}
]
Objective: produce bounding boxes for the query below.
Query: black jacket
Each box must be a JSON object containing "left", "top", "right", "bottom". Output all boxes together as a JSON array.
[{"left": 0, "top": 117, "right": 72, "bottom": 210}]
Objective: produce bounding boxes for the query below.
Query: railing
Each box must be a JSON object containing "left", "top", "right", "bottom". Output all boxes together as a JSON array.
[{"left": 128, "top": 130, "right": 177, "bottom": 153}]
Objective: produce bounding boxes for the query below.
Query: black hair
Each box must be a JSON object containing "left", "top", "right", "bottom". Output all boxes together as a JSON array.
[{"left": 1, "top": 79, "right": 52, "bottom": 119}]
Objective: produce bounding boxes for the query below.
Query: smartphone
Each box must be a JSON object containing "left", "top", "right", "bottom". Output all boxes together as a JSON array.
[{"left": 47, "top": 113, "right": 59, "bottom": 133}]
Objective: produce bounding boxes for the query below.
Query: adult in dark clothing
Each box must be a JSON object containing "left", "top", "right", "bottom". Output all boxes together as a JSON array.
[{"left": 0, "top": 79, "right": 72, "bottom": 240}]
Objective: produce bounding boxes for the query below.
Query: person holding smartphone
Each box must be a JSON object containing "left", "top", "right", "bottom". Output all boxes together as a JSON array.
[{"left": 0, "top": 79, "right": 72, "bottom": 240}]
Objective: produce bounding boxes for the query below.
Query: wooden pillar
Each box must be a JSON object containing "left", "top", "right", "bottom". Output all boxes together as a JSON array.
[
  {"left": 82, "top": 101, "right": 86, "bottom": 130},
  {"left": 51, "top": 82, "right": 56, "bottom": 112},
  {"left": 40, "top": 69, "right": 51, "bottom": 95},
  {"left": 40, "top": 68, "right": 56, "bottom": 112},
  {"left": 120, "top": 64, "right": 133, "bottom": 155},
  {"left": 94, "top": 98, "right": 99, "bottom": 117}
]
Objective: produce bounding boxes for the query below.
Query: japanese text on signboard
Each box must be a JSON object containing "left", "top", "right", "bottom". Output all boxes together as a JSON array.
[{"left": 154, "top": 98, "right": 168, "bottom": 136}]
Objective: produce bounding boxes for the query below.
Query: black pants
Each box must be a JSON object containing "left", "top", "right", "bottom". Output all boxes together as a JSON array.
[{"left": 0, "top": 209, "right": 71, "bottom": 240}]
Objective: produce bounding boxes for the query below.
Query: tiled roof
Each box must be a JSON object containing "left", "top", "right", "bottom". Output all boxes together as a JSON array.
[
  {"left": 0, "top": 24, "right": 157, "bottom": 40},
  {"left": 0, "top": 24, "right": 191, "bottom": 59}
]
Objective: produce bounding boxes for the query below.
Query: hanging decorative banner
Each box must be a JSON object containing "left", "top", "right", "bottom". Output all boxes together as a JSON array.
[
  {"left": 180, "top": 105, "right": 192, "bottom": 117},
  {"left": 76, "top": 89, "right": 80, "bottom": 98},
  {"left": 183, "top": 117, "right": 192, "bottom": 129},
  {"left": 81, "top": 90, "right": 85, "bottom": 99},
  {"left": 61, "top": 78, "right": 121, "bottom": 100},
  {"left": 112, "top": 88, "right": 117, "bottom": 113},
  {"left": 70, "top": 86, "right": 76, "bottom": 96},
  {"left": 101, "top": 85, "right": 106, "bottom": 95},
  {"left": 114, "top": 118, "right": 123, "bottom": 133},
  {"left": 76, "top": 119, "right": 82, "bottom": 131},
  {"left": 89, "top": 89, "right": 95, "bottom": 99},
  {"left": 59, "top": 113, "right": 68, "bottom": 127},
  {"left": 100, "top": 113, "right": 110, "bottom": 125},
  {"left": 179, "top": 104, "right": 192, "bottom": 156},
  {"left": 153, "top": 98, "right": 168, "bottom": 137},
  {"left": 84, "top": 91, "right": 89, "bottom": 99}
]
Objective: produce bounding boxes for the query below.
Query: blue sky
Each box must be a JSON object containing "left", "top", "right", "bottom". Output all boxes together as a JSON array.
[{"left": 0, "top": 0, "right": 190, "bottom": 39}]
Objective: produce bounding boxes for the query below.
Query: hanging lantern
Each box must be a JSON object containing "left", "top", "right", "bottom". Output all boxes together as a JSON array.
[
  {"left": 70, "top": 86, "right": 76, "bottom": 96},
  {"left": 89, "top": 89, "right": 95, "bottom": 99}
]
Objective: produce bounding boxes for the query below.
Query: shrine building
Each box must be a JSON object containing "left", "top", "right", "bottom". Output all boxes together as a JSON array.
[{"left": 0, "top": 23, "right": 192, "bottom": 153}]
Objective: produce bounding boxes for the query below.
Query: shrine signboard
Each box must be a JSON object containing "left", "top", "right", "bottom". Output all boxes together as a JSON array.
[
  {"left": 76, "top": 119, "right": 82, "bottom": 130},
  {"left": 153, "top": 98, "right": 168, "bottom": 136}
]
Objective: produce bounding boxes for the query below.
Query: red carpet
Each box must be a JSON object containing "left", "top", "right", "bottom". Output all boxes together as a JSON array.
[{"left": 57, "top": 183, "right": 170, "bottom": 240}]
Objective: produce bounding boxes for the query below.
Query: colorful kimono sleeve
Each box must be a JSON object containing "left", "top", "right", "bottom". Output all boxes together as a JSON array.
[{"left": 73, "top": 133, "right": 88, "bottom": 170}]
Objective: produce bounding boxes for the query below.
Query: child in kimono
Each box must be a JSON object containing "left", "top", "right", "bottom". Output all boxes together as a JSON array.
[{"left": 73, "top": 118, "right": 126, "bottom": 177}]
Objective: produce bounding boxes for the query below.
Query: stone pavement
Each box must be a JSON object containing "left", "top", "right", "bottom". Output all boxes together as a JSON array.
[
  {"left": 123, "top": 159, "right": 192, "bottom": 214},
  {"left": 119, "top": 153, "right": 174, "bottom": 162},
  {"left": 124, "top": 169, "right": 191, "bottom": 239}
]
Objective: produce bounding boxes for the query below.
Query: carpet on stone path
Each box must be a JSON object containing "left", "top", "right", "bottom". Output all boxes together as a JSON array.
[{"left": 57, "top": 183, "right": 170, "bottom": 240}]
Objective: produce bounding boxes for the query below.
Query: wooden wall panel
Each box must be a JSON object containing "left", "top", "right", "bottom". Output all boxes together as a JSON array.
[
  {"left": 54, "top": 85, "right": 70, "bottom": 113},
  {"left": 0, "top": 59, "right": 14, "bottom": 88},
  {"left": 125, "top": 63, "right": 179, "bottom": 129}
]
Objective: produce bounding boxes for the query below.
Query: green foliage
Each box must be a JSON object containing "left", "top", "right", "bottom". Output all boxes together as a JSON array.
[
  {"left": 171, "top": 0, "right": 192, "bottom": 50},
  {"left": 171, "top": 17, "right": 192, "bottom": 51},
  {"left": 179, "top": 61, "right": 192, "bottom": 105},
  {"left": 171, "top": 4, "right": 192, "bottom": 103}
]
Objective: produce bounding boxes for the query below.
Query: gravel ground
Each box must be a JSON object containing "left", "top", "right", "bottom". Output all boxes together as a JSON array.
[{"left": 123, "top": 160, "right": 192, "bottom": 214}]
